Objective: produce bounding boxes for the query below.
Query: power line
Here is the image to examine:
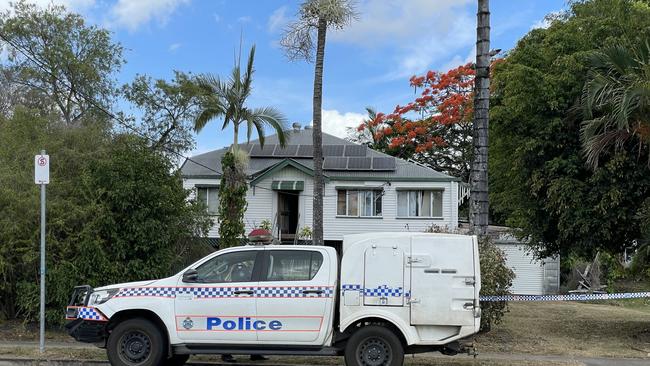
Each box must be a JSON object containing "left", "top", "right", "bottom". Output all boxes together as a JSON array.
[
  {"left": 0, "top": 30, "right": 225, "bottom": 176},
  {"left": 0, "top": 31, "right": 390, "bottom": 199}
]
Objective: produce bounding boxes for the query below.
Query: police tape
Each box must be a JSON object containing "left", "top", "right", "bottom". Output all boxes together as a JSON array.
[{"left": 479, "top": 291, "right": 650, "bottom": 302}]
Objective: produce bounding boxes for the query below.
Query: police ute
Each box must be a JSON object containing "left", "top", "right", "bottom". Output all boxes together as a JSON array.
[{"left": 65, "top": 232, "right": 481, "bottom": 366}]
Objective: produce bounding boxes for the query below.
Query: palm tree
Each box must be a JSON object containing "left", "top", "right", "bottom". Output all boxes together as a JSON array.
[
  {"left": 193, "top": 45, "right": 288, "bottom": 248},
  {"left": 580, "top": 42, "right": 650, "bottom": 168},
  {"left": 193, "top": 45, "right": 288, "bottom": 150},
  {"left": 469, "top": 0, "right": 491, "bottom": 236},
  {"left": 281, "top": 0, "right": 356, "bottom": 246}
]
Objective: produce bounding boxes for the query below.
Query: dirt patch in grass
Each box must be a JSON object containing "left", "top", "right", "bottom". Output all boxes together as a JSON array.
[
  {"left": 0, "top": 320, "right": 72, "bottom": 343},
  {"left": 476, "top": 301, "right": 650, "bottom": 358},
  {"left": 0, "top": 346, "right": 105, "bottom": 360},
  {"left": 267, "top": 355, "right": 578, "bottom": 366}
]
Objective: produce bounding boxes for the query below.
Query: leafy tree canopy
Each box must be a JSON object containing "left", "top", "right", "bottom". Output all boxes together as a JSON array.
[
  {"left": 121, "top": 71, "right": 200, "bottom": 155},
  {"left": 0, "top": 0, "right": 124, "bottom": 126},
  {"left": 490, "top": 0, "right": 650, "bottom": 258}
]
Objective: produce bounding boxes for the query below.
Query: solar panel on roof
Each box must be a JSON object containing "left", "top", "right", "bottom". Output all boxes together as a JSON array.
[
  {"left": 297, "top": 145, "right": 313, "bottom": 157},
  {"left": 273, "top": 145, "right": 298, "bottom": 156},
  {"left": 239, "top": 144, "right": 254, "bottom": 154},
  {"left": 344, "top": 145, "right": 366, "bottom": 157},
  {"left": 249, "top": 144, "right": 276, "bottom": 156},
  {"left": 372, "top": 157, "right": 396, "bottom": 170},
  {"left": 323, "top": 145, "right": 344, "bottom": 156},
  {"left": 323, "top": 157, "right": 348, "bottom": 170},
  {"left": 347, "top": 157, "right": 372, "bottom": 170}
]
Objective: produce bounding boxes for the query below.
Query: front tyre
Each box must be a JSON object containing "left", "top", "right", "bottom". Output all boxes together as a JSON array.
[
  {"left": 107, "top": 318, "right": 166, "bottom": 366},
  {"left": 344, "top": 326, "right": 404, "bottom": 366}
]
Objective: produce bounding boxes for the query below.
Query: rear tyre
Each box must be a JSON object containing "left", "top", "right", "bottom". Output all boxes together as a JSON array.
[
  {"left": 165, "top": 354, "right": 190, "bottom": 366},
  {"left": 107, "top": 318, "right": 166, "bottom": 366},
  {"left": 344, "top": 325, "right": 404, "bottom": 366}
]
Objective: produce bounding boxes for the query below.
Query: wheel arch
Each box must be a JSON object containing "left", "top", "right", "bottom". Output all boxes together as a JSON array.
[
  {"left": 107, "top": 309, "right": 172, "bottom": 356},
  {"left": 340, "top": 315, "right": 414, "bottom": 346}
]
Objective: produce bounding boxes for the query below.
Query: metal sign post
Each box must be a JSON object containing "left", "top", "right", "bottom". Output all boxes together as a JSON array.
[{"left": 35, "top": 150, "right": 49, "bottom": 353}]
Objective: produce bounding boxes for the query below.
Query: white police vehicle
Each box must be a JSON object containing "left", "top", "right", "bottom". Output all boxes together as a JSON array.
[{"left": 66, "top": 233, "right": 481, "bottom": 366}]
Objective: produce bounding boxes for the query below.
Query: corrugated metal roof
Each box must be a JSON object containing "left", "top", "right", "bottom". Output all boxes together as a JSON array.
[{"left": 180, "top": 129, "right": 458, "bottom": 181}]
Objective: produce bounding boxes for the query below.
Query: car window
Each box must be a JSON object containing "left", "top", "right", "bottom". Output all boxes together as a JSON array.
[
  {"left": 195, "top": 251, "right": 258, "bottom": 283},
  {"left": 266, "top": 250, "right": 323, "bottom": 281}
]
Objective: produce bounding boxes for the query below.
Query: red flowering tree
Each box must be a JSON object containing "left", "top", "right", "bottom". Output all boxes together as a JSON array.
[{"left": 350, "top": 64, "right": 477, "bottom": 181}]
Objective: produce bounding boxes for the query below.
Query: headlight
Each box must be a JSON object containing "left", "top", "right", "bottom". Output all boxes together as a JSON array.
[{"left": 88, "top": 289, "right": 119, "bottom": 305}]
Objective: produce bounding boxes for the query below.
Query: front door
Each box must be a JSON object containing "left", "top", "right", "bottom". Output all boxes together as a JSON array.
[
  {"left": 175, "top": 249, "right": 263, "bottom": 343},
  {"left": 278, "top": 191, "right": 299, "bottom": 240},
  {"left": 255, "top": 249, "right": 335, "bottom": 344}
]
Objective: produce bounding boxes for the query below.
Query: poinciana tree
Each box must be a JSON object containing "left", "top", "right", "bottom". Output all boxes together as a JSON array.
[{"left": 350, "top": 64, "right": 476, "bottom": 182}]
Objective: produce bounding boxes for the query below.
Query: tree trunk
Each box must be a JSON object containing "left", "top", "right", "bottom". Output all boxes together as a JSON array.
[
  {"left": 312, "top": 18, "right": 327, "bottom": 246},
  {"left": 470, "top": 0, "right": 490, "bottom": 236},
  {"left": 233, "top": 123, "right": 239, "bottom": 150}
]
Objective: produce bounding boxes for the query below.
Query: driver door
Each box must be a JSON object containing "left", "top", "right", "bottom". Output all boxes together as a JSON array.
[{"left": 175, "top": 248, "right": 263, "bottom": 343}]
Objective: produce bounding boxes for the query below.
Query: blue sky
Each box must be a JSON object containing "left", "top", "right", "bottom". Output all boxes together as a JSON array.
[{"left": 2, "top": 0, "right": 566, "bottom": 156}]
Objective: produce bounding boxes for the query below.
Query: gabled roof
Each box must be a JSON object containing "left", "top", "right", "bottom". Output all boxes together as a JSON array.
[
  {"left": 249, "top": 158, "right": 329, "bottom": 185},
  {"left": 180, "top": 129, "right": 459, "bottom": 182}
]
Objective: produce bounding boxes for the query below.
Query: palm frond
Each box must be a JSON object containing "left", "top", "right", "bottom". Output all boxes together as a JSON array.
[
  {"left": 244, "top": 107, "right": 289, "bottom": 147},
  {"left": 579, "top": 42, "right": 650, "bottom": 168}
]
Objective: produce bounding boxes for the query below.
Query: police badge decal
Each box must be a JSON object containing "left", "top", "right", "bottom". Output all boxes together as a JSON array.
[{"left": 182, "top": 317, "right": 194, "bottom": 330}]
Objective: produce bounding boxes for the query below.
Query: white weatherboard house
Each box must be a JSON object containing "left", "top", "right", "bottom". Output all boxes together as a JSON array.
[
  {"left": 181, "top": 125, "right": 461, "bottom": 248},
  {"left": 181, "top": 125, "right": 560, "bottom": 295}
]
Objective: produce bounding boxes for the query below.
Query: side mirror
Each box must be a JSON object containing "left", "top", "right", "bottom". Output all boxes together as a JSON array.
[{"left": 182, "top": 269, "right": 199, "bottom": 283}]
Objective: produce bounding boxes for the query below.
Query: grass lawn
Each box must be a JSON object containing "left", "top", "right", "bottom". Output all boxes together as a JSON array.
[
  {"left": 475, "top": 301, "right": 650, "bottom": 358},
  {"left": 1, "top": 301, "right": 648, "bottom": 364}
]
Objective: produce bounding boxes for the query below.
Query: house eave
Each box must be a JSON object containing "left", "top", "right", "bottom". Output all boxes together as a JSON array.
[
  {"left": 331, "top": 176, "right": 460, "bottom": 182},
  {"left": 182, "top": 174, "right": 221, "bottom": 179}
]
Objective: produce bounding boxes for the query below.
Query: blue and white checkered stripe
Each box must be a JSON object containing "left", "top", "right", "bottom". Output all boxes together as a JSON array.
[
  {"left": 342, "top": 284, "right": 410, "bottom": 298},
  {"left": 364, "top": 285, "right": 404, "bottom": 297},
  {"left": 116, "top": 287, "right": 176, "bottom": 298},
  {"left": 480, "top": 291, "right": 650, "bottom": 302},
  {"left": 177, "top": 287, "right": 237, "bottom": 298},
  {"left": 114, "top": 286, "right": 334, "bottom": 299},
  {"left": 256, "top": 286, "right": 332, "bottom": 298},
  {"left": 77, "top": 307, "right": 106, "bottom": 321},
  {"left": 342, "top": 284, "right": 362, "bottom": 291}
]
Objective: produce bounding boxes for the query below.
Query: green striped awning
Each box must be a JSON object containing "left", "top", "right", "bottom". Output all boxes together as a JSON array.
[{"left": 271, "top": 180, "right": 304, "bottom": 191}]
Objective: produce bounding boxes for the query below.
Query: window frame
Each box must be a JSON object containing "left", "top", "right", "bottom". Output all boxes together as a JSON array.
[
  {"left": 192, "top": 250, "right": 263, "bottom": 283},
  {"left": 336, "top": 188, "right": 384, "bottom": 218},
  {"left": 196, "top": 185, "right": 219, "bottom": 215},
  {"left": 396, "top": 189, "right": 444, "bottom": 219},
  {"left": 259, "top": 250, "right": 324, "bottom": 282}
]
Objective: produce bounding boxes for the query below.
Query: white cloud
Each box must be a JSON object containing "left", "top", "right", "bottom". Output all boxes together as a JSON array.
[
  {"left": 439, "top": 47, "right": 475, "bottom": 73},
  {"left": 330, "top": 0, "right": 475, "bottom": 79},
  {"left": 267, "top": 6, "right": 287, "bottom": 33},
  {"left": 213, "top": 13, "right": 221, "bottom": 23},
  {"left": 531, "top": 11, "right": 562, "bottom": 30},
  {"left": 320, "top": 109, "right": 366, "bottom": 139},
  {"left": 237, "top": 15, "right": 252, "bottom": 23},
  {"left": 531, "top": 18, "right": 550, "bottom": 30},
  {"left": 168, "top": 42, "right": 181, "bottom": 52},
  {"left": 110, "top": 0, "right": 190, "bottom": 32}
]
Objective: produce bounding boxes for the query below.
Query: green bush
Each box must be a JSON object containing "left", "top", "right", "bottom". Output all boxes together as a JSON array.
[
  {"left": 479, "top": 237, "right": 515, "bottom": 332},
  {"left": 0, "top": 110, "right": 211, "bottom": 324}
]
